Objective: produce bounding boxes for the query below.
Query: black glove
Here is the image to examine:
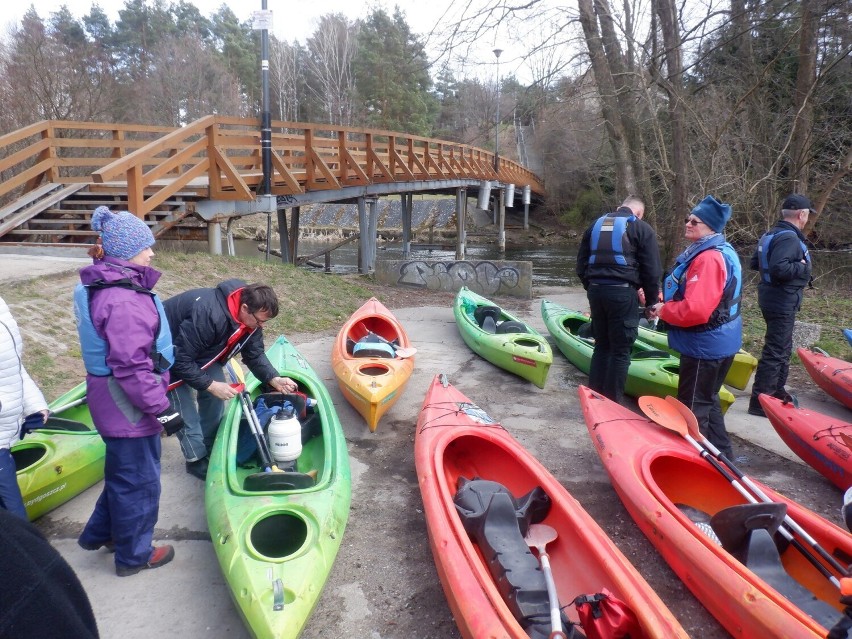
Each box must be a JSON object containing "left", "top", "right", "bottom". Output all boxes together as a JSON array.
[
  {"left": 157, "top": 409, "right": 184, "bottom": 436},
  {"left": 20, "top": 413, "right": 45, "bottom": 440}
]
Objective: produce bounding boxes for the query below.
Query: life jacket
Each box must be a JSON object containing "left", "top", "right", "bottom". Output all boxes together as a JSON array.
[
  {"left": 663, "top": 238, "right": 741, "bottom": 331},
  {"left": 588, "top": 213, "right": 636, "bottom": 268},
  {"left": 757, "top": 228, "right": 810, "bottom": 284},
  {"left": 74, "top": 279, "right": 174, "bottom": 376}
]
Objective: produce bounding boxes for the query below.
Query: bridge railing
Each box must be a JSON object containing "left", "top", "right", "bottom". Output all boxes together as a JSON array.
[{"left": 0, "top": 117, "right": 545, "bottom": 217}]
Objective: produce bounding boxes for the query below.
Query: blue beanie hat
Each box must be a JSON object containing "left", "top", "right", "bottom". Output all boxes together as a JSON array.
[
  {"left": 690, "top": 195, "right": 732, "bottom": 233},
  {"left": 91, "top": 206, "right": 154, "bottom": 260}
]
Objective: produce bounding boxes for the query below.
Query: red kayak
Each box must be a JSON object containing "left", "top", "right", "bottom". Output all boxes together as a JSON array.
[
  {"left": 760, "top": 394, "right": 852, "bottom": 491},
  {"left": 798, "top": 347, "right": 852, "bottom": 410},
  {"left": 415, "top": 374, "right": 688, "bottom": 639},
  {"left": 579, "top": 385, "right": 852, "bottom": 638}
]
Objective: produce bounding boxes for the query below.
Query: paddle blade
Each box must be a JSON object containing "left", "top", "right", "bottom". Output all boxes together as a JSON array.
[
  {"left": 525, "top": 523, "right": 557, "bottom": 553},
  {"left": 665, "top": 396, "right": 700, "bottom": 438},
  {"left": 840, "top": 432, "right": 852, "bottom": 453},
  {"left": 638, "top": 396, "right": 688, "bottom": 436},
  {"left": 395, "top": 346, "right": 417, "bottom": 358}
]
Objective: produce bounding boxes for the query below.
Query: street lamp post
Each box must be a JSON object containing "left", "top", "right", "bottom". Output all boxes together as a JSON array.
[
  {"left": 492, "top": 48, "right": 503, "bottom": 174},
  {"left": 260, "top": 0, "right": 272, "bottom": 197}
]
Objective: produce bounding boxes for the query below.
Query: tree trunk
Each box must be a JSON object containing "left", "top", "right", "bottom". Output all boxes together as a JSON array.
[{"left": 789, "top": 0, "right": 817, "bottom": 193}]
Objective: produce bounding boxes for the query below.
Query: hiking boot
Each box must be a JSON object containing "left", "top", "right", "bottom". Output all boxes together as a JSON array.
[
  {"left": 747, "top": 401, "right": 766, "bottom": 418},
  {"left": 78, "top": 539, "right": 116, "bottom": 552},
  {"left": 185, "top": 456, "right": 209, "bottom": 480},
  {"left": 115, "top": 545, "right": 175, "bottom": 577}
]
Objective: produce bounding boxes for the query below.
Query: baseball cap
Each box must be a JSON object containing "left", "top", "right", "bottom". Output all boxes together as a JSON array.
[{"left": 782, "top": 194, "right": 814, "bottom": 213}]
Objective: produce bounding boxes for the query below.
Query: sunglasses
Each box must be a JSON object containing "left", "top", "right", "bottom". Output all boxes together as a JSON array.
[{"left": 684, "top": 217, "right": 702, "bottom": 226}]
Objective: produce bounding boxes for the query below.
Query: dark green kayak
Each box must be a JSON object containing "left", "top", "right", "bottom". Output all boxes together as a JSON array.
[
  {"left": 13, "top": 381, "right": 105, "bottom": 520},
  {"left": 541, "top": 299, "right": 735, "bottom": 412},
  {"left": 205, "top": 335, "right": 351, "bottom": 639},
  {"left": 453, "top": 287, "right": 552, "bottom": 388}
]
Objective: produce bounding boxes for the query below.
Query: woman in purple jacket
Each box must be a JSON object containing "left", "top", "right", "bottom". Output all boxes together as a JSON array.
[{"left": 74, "top": 207, "right": 183, "bottom": 577}]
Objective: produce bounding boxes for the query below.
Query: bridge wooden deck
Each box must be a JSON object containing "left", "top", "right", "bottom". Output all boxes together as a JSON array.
[{"left": 0, "top": 116, "right": 543, "bottom": 249}]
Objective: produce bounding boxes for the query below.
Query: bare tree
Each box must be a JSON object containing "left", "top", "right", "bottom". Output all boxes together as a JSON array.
[
  {"left": 305, "top": 14, "right": 358, "bottom": 126},
  {"left": 269, "top": 38, "right": 302, "bottom": 122}
]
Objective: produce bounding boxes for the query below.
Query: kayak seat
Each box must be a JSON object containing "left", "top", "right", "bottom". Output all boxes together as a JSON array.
[
  {"left": 243, "top": 471, "right": 315, "bottom": 492},
  {"left": 496, "top": 320, "right": 528, "bottom": 335},
  {"left": 710, "top": 503, "right": 839, "bottom": 627},
  {"left": 454, "top": 478, "right": 553, "bottom": 638},
  {"left": 474, "top": 306, "right": 501, "bottom": 334},
  {"left": 632, "top": 349, "right": 672, "bottom": 360},
  {"left": 40, "top": 416, "right": 92, "bottom": 432},
  {"left": 351, "top": 334, "right": 396, "bottom": 358}
]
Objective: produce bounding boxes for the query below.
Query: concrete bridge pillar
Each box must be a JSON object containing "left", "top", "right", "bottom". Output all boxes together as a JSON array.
[
  {"left": 401, "top": 193, "right": 412, "bottom": 258},
  {"left": 208, "top": 221, "right": 222, "bottom": 255},
  {"left": 498, "top": 187, "right": 506, "bottom": 252},
  {"left": 455, "top": 188, "right": 466, "bottom": 260},
  {"left": 358, "top": 197, "right": 379, "bottom": 273}
]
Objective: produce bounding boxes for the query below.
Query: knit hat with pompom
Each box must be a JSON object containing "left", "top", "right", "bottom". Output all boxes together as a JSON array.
[{"left": 91, "top": 206, "right": 154, "bottom": 260}]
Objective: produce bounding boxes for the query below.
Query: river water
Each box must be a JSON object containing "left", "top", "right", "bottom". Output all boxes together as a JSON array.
[{"left": 163, "top": 236, "right": 851, "bottom": 291}]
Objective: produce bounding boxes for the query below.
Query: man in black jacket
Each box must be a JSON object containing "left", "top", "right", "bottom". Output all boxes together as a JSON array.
[
  {"left": 576, "top": 196, "right": 662, "bottom": 404},
  {"left": 164, "top": 280, "right": 297, "bottom": 479},
  {"left": 747, "top": 194, "right": 814, "bottom": 417}
]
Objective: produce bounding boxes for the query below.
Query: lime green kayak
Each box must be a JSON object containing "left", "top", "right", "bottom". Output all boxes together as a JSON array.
[
  {"left": 205, "top": 335, "right": 351, "bottom": 639},
  {"left": 14, "top": 381, "right": 105, "bottom": 520},
  {"left": 541, "top": 300, "right": 735, "bottom": 412},
  {"left": 453, "top": 287, "right": 552, "bottom": 388},
  {"left": 637, "top": 323, "right": 758, "bottom": 390}
]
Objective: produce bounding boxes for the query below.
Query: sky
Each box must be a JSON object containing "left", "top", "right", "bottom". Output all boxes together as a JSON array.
[
  {"left": 0, "top": 1, "right": 538, "bottom": 82},
  {"left": 0, "top": 1, "right": 448, "bottom": 47}
]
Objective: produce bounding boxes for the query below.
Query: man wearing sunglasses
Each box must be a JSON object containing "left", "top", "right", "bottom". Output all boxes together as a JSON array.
[
  {"left": 164, "top": 280, "right": 298, "bottom": 479},
  {"left": 576, "top": 196, "right": 662, "bottom": 405},
  {"left": 747, "top": 194, "right": 814, "bottom": 417}
]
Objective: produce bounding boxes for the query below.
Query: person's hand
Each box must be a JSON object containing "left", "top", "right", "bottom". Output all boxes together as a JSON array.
[
  {"left": 637, "top": 289, "right": 646, "bottom": 306},
  {"left": 269, "top": 376, "right": 298, "bottom": 393},
  {"left": 207, "top": 380, "right": 241, "bottom": 401},
  {"left": 157, "top": 409, "right": 184, "bottom": 436},
  {"left": 647, "top": 302, "right": 664, "bottom": 320}
]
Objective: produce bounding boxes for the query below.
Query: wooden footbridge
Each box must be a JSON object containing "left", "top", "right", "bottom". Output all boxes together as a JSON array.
[{"left": 0, "top": 116, "right": 544, "bottom": 270}]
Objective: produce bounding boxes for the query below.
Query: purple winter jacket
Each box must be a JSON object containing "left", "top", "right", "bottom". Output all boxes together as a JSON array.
[{"left": 78, "top": 257, "right": 170, "bottom": 438}]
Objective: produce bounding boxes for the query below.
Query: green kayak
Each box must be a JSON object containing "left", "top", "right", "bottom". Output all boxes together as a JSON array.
[
  {"left": 541, "top": 300, "right": 735, "bottom": 412},
  {"left": 205, "top": 335, "right": 351, "bottom": 639},
  {"left": 637, "top": 323, "right": 758, "bottom": 390},
  {"left": 13, "top": 381, "right": 105, "bottom": 520},
  {"left": 453, "top": 286, "right": 552, "bottom": 388}
]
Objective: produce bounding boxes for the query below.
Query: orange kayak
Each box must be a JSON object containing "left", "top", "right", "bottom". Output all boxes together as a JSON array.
[
  {"left": 760, "top": 394, "right": 852, "bottom": 491},
  {"left": 580, "top": 385, "right": 852, "bottom": 638},
  {"left": 331, "top": 297, "right": 414, "bottom": 431},
  {"left": 415, "top": 374, "right": 688, "bottom": 639},
  {"left": 798, "top": 347, "right": 852, "bottom": 410}
]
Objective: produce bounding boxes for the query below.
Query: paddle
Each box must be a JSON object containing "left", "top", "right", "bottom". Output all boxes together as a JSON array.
[
  {"left": 49, "top": 396, "right": 87, "bottom": 414},
  {"left": 225, "top": 362, "right": 280, "bottom": 474},
  {"left": 840, "top": 433, "right": 852, "bottom": 453},
  {"left": 524, "top": 524, "right": 568, "bottom": 639},
  {"left": 639, "top": 395, "right": 848, "bottom": 587},
  {"left": 367, "top": 330, "right": 417, "bottom": 358}
]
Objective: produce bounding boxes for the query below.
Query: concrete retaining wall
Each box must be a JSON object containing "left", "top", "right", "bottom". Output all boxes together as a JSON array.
[{"left": 374, "top": 259, "right": 533, "bottom": 298}]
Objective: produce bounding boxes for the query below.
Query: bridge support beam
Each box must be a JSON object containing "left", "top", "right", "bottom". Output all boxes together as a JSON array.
[
  {"left": 455, "top": 188, "right": 466, "bottom": 260},
  {"left": 277, "top": 208, "right": 291, "bottom": 263},
  {"left": 358, "top": 197, "right": 378, "bottom": 273},
  {"left": 498, "top": 187, "right": 506, "bottom": 252},
  {"left": 208, "top": 221, "right": 222, "bottom": 255},
  {"left": 401, "top": 193, "right": 412, "bottom": 258}
]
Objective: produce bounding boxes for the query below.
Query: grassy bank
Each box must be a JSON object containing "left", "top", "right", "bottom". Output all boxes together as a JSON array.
[
  {"left": 739, "top": 272, "right": 852, "bottom": 363},
  {"left": 4, "top": 252, "right": 379, "bottom": 400}
]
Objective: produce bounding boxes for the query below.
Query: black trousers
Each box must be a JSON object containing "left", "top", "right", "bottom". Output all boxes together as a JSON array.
[
  {"left": 751, "top": 309, "right": 797, "bottom": 404},
  {"left": 587, "top": 285, "right": 639, "bottom": 405},
  {"left": 678, "top": 354, "right": 736, "bottom": 458}
]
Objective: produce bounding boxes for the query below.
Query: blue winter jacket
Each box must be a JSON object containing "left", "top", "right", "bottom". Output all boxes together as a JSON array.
[{"left": 75, "top": 257, "right": 170, "bottom": 438}]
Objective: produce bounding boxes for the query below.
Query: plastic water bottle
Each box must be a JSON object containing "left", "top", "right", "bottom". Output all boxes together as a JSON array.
[{"left": 305, "top": 397, "right": 318, "bottom": 412}]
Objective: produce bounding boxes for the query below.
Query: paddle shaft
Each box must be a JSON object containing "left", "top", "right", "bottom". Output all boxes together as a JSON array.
[
  {"left": 695, "top": 432, "right": 850, "bottom": 579},
  {"left": 225, "top": 362, "right": 279, "bottom": 473},
  {"left": 50, "top": 397, "right": 87, "bottom": 414},
  {"left": 683, "top": 433, "right": 843, "bottom": 587},
  {"left": 367, "top": 330, "right": 416, "bottom": 358},
  {"left": 538, "top": 551, "right": 568, "bottom": 639}
]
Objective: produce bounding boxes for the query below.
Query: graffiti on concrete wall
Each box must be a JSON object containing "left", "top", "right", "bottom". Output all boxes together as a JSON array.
[{"left": 396, "top": 261, "right": 522, "bottom": 296}]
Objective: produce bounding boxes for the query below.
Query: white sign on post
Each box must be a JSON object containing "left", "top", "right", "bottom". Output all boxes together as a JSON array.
[{"left": 251, "top": 10, "right": 273, "bottom": 31}]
